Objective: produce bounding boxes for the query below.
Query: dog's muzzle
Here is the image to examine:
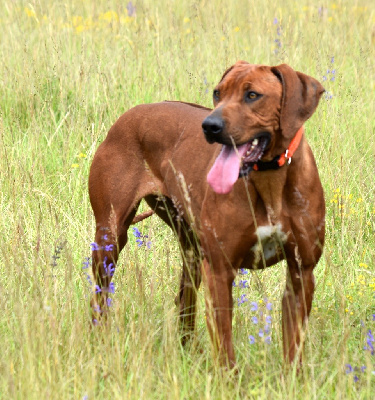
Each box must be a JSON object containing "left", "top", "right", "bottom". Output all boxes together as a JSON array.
[{"left": 202, "top": 115, "right": 226, "bottom": 144}]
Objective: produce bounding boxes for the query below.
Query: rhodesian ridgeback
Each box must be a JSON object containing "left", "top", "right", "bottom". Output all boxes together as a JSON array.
[{"left": 89, "top": 61, "right": 325, "bottom": 368}]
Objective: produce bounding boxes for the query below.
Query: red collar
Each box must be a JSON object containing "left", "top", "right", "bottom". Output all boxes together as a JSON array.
[{"left": 252, "top": 126, "right": 304, "bottom": 171}]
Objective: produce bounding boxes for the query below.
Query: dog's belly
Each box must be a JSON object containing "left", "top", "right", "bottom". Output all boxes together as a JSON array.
[{"left": 240, "top": 223, "right": 289, "bottom": 270}]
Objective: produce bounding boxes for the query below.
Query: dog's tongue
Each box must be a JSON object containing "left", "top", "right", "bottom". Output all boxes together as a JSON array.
[{"left": 207, "top": 144, "right": 248, "bottom": 194}]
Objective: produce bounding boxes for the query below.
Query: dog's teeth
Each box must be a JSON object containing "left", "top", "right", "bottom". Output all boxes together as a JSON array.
[
  {"left": 246, "top": 151, "right": 250, "bottom": 156},
  {"left": 252, "top": 138, "right": 259, "bottom": 146}
]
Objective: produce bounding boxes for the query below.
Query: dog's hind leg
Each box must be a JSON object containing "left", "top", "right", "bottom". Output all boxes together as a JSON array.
[{"left": 176, "top": 231, "right": 202, "bottom": 346}]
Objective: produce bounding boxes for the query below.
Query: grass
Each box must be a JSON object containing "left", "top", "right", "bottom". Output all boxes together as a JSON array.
[{"left": 0, "top": 0, "right": 374, "bottom": 398}]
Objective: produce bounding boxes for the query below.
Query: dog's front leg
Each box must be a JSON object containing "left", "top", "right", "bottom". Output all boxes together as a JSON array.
[
  {"left": 282, "top": 259, "right": 315, "bottom": 365},
  {"left": 202, "top": 258, "right": 236, "bottom": 368}
]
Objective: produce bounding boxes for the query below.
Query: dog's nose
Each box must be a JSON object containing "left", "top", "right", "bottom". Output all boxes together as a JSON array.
[{"left": 202, "top": 116, "right": 225, "bottom": 142}]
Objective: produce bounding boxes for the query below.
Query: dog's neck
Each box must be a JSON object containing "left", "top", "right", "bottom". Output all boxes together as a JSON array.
[{"left": 250, "top": 132, "right": 305, "bottom": 224}]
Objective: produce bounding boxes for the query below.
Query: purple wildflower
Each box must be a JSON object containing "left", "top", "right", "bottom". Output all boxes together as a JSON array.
[
  {"left": 238, "top": 294, "right": 248, "bottom": 306},
  {"left": 91, "top": 242, "right": 100, "bottom": 251},
  {"left": 107, "top": 298, "right": 113, "bottom": 307},
  {"left": 104, "top": 244, "right": 114, "bottom": 251},
  {"left": 95, "top": 285, "right": 102, "bottom": 293},
  {"left": 265, "top": 336, "right": 272, "bottom": 344},
  {"left": 264, "top": 324, "right": 271, "bottom": 334},
  {"left": 93, "top": 305, "right": 101, "bottom": 313},
  {"left": 82, "top": 257, "right": 91, "bottom": 269},
  {"left": 345, "top": 364, "right": 353, "bottom": 374},
  {"left": 103, "top": 257, "right": 115, "bottom": 277},
  {"left": 126, "top": 1, "right": 136, "bottom": 17},
  {"left": 249, "top": 335, "right": 255, "bottom": 344},
  {"left": 273, "top": 18, "right": 278, "bottom": 24},
  {"left": 239, "top": 268, "right": 248, "bottom": 275},
  {"left": 238, "top": 280, "right": 249, "bottom": 289},
  {"left": 251, "top": 316, "right": 258, "bottom": 324},
  {"left": 102, "top": 234, "right": 108, "bottom": 241},
  {"left": 108, "top": 282, "right": 115, "bottom": 294},
  {"left": 266, "top": 315, "right": 272, "bottom": 324},
  {"left": 132, "top": 227, "right": 141, "bottom": 238},
  {"left": 266, "top": 302, "right": 272, "bottom": 311},
  {"left": 258, "top": 329, "right": 264, "bottom": 338},
  {"left": 250, "top": 301, "right": 258, "bottom": 311}
]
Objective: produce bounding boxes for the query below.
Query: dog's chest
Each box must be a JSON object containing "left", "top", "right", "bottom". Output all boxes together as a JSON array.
[{"left": 250, "top": 223, "right": 288, "bottom": 265}]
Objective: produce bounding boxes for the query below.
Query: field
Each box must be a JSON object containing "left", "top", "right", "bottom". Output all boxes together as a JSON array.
[{"left": 0, "top": 0, "right": 374, "bottom": 398}]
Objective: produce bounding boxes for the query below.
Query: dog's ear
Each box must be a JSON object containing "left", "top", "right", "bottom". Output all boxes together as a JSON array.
[
  {"left": 271, "top": 64, "right": 325, "bottom": 138},
  {"left": 219, "top": 60, "right": 249, "bottom": 83}
]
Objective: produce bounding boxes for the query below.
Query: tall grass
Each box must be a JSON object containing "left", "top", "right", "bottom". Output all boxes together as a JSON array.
[{"left": 0, "top": 0, "right": 374, "bottom": 398}]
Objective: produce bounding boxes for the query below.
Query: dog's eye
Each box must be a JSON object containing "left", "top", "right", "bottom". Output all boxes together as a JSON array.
[
  {"left": 246, "top": 91, "right": 259, "bottom": 102},
  {"left": 213, "top": 90, "right": 220, "bottom": 101}
]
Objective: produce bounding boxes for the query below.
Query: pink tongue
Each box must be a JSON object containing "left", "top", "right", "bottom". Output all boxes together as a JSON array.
[{"left": 207, "top": 144, "right": 248, "bottom": 194}]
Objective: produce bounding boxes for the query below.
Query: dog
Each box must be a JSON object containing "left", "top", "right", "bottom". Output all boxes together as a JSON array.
[{"left": 88, "top": 61, "right": 325, "bottom": 368}]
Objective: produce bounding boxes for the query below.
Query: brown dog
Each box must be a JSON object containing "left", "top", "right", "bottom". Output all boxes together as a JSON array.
[{"left": 89, "top": 61, "right": 325, "bottom": 368}]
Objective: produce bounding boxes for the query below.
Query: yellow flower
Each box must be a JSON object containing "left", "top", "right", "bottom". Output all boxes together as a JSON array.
[
  {"left": 71, "top": 163, "right": 79, "bottom": 168},
  {"left": 345, "top": 308, "right": 349, "bottom": 313},
  {"left": 75, "top": 25, "right": 85, "bottom": 34},
  {"left": 356, "top": 197, "right": 363, "bottom": 203},
  {"left": 99, "top": 11, "right": 119, "bottom": 23},
  {"left": 234, "top": 26, "right": 240, "bottom": 32},
  {"left": 328, "top": 17, "right": 333, "bottom": 22},
  {"left": 78, "top": 152, "right": 87, "bottom": 158},
  {"left": 359, "top": 262, "right": 368, "bottom": 269},
  {"left": 185, "top": 28, "right": 191, "bottom": 34},
  {"left": 183, "top": 17, "right": 190, "bottom": 23},
  {"left": 327, "top": 282, "right": 332, "bottom": 286},
  {"left": 25, "top": 7, "right": 36, "bottom": 18},
  {"left": 334, "top": 188, "right": 340, "bottom": 193}
]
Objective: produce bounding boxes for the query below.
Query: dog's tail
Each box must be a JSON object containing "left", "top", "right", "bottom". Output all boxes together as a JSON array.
[{"left": 131, "top": 210, "right": 154, "bottom": 225}]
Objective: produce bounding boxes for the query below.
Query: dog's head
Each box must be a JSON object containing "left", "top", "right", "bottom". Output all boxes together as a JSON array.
[{"left": 203, "top": 61, "right": 325, "bottom": 194}]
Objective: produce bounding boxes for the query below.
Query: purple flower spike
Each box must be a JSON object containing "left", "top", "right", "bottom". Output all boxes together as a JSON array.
[
  {"left": 104, "top": 244, "right": 114, "bottom": 252},
  {"left": 331, "top": 56, "right": 334, "bottom": 63},
  {"left": 250, "top": 301, "right": 258, "bottom": 311},
  {"left": 345, "top": 364, "right": 353, "bottom": 374},
  {"left": 146, "top": 241, "right": 152, "bottom": 249},
  {"left": 249, "top": 335, "right": 255, "bottom": 344},
  {"left": 354, "top": 375, "right": 359, "bottom": 382},
  {"left": 102, "top": 234, "right": 108, "bottom": 241},
  {"left": 264, "top": 324, "right": 271, "bottom": 334},
  {"left": 265, "top": 336, "right": 272, "bottom": 344},
  {"left": 372, "top": 314, "right": 375, "bottom": 321},
  {"left": 95, "top": 285, "right": 102, "bottom": 293},
  {"left": 273, "top": 18, "right": 278, "bottom": 24},
  {"left": 266, "top": 302, "right": 272, "bottom": 311},
  {"left": 258, "top": 329, "right": 264, "bottom": 338},
  {"left": 107, "top": 298, "right": 113, "bottom": 307},
  {"left": 266, "top": 315, "right": 272, "bottom": 324},
  {"left": 252, "top": 316, "right": 258, "bottom": 324}
]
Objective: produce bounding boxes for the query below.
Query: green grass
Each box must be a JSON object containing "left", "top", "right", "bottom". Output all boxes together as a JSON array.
[{"left": 0, "top": 0, "right": 374, "bottom": 398}]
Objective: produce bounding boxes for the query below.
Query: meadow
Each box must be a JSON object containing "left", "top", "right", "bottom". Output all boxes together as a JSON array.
[{"left": 0, "top": 0, "right": 374, "bottom": 398}]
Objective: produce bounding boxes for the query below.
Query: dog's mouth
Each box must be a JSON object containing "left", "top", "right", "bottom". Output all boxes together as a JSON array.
[{"left": 207, "top": 133, "right": 270, "bottom": 194}]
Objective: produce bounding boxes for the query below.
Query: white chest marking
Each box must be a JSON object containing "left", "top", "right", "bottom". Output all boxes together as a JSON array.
[{"left": 252, "top": 223, "right": 288, "bottom": 264}]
